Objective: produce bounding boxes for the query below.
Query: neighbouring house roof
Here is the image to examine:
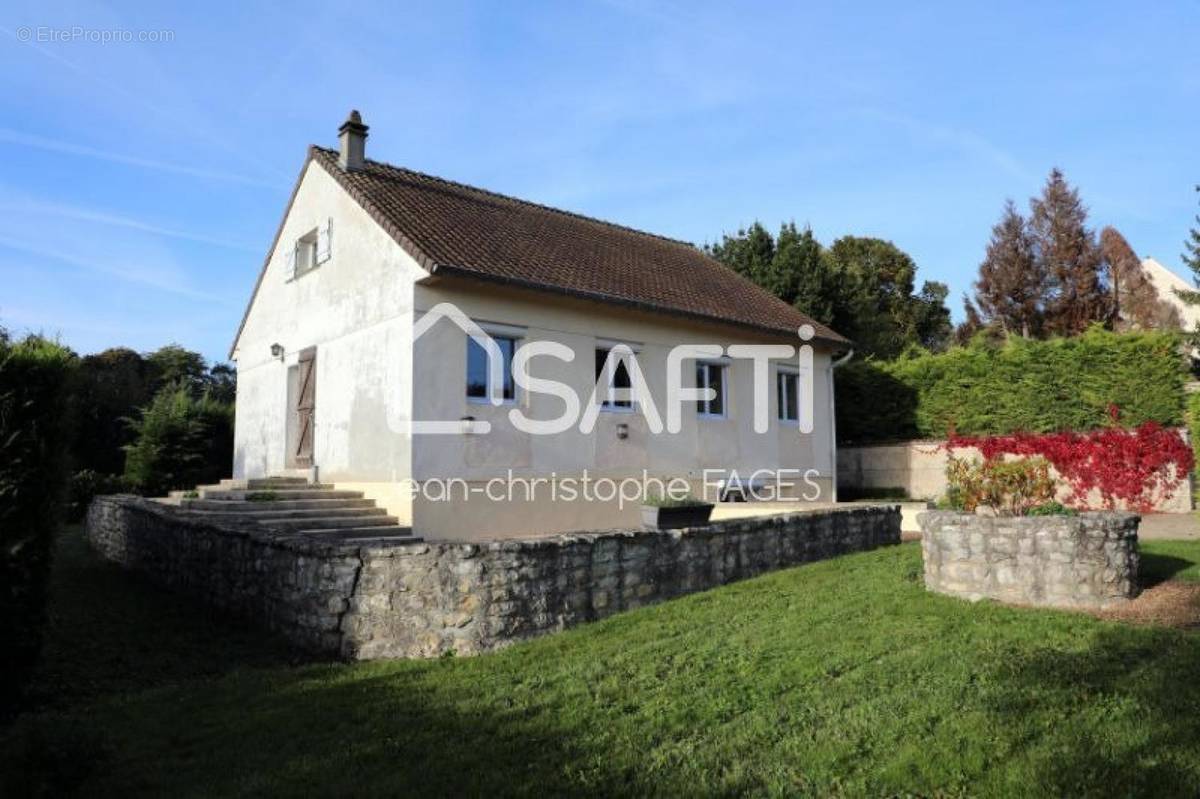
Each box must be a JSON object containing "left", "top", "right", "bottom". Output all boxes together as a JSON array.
[
  {"left": 231, "top": 146, "right": 848, "bottom": 357},
  {"left": 1141, "top": 257, "right": 1200, "bottom": 330}
]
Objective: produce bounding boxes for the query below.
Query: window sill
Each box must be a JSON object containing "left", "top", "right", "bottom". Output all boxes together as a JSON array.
[{"left": 467, "top": 396, "right": 518, "bottom": 407}]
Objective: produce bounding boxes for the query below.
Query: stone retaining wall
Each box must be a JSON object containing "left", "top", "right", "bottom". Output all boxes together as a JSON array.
[
  {"left": 86, "top": 496, "right": 900, "bottom": 659},
  {"left": 919, "top": 510, "right": 1140, "bottom": 609}
]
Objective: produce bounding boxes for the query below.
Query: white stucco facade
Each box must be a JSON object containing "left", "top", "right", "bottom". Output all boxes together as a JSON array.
[{"left": 232, "top": 157, "right": 843, "bottom": 540}]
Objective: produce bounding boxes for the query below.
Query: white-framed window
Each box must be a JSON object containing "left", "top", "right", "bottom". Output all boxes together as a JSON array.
[
  {"left": 777, "top": 368, "right": 799, "bottom": 423},
  {"left": 466, "top": 334, "right": 517, "bottom": 403},
  {"left": 595, "top": 346, "right": 635, "bottom": 411},
  {"left": 695, "top": 361, "right": 727, "bottom": 418},
  {"left": 287, "top": 218, "right": 331, "bottom": 280}
]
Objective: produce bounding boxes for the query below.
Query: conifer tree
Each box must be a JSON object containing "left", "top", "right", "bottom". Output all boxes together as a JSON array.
[
  {"left": 1029, "top": 169, "right": 1110, "bottom": 335},
  {"left": 973, "top": 200, "right": 1045, "bottom": 337},
  {"left": 1177, "top": 186, "right": 1200, "bottom": 308}
]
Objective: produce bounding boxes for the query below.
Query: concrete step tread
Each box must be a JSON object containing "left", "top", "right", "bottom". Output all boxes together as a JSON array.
[
  {"left": 179, "top": 498, "right": 375, "bottom": 512},
  {"left": 199, "top": 489, "right": 363, "bottom": 501},
  {"left": 299, "top": 526, "right": 419, "bottom": 540},
  {"left": 186, "top": 507, "right": 387, "bottom": 520},
  {"left": 253, "top": 515, "right": 399, "bottom": 531}
]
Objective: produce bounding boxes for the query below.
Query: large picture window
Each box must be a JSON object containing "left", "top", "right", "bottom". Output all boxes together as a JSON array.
[{"left": 466, "top": 335, "right": 516, "bottom": 402}]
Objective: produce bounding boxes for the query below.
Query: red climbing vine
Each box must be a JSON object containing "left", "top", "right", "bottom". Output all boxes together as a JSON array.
[{"left": 946, "top": 408, "right": 1193, "bottom": 512}]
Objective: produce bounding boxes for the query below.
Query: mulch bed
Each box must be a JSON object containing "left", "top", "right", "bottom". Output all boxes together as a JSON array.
[{"left": 1094, "top": 581, "right": 1200, "bottom": 629}]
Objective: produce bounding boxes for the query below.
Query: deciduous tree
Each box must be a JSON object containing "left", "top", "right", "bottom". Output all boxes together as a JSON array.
[{"left": 1100, "top": 226, "right": 1180, "bottom": 331}]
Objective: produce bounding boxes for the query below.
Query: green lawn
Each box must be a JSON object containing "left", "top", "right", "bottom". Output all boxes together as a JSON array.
[{"left": 4, "top": 528, "right": 1200, "bottom": 797}]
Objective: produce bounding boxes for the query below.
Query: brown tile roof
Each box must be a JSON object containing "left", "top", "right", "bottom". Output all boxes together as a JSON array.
[{"left": 232, "top": 147, "right": 848, "bottom": 356}]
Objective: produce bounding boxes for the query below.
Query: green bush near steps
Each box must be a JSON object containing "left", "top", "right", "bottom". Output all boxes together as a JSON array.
[{"left": 835, "top": 327, "right": 1188, "bottom": 444}]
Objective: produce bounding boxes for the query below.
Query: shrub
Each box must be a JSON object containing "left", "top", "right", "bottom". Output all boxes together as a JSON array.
[
  {"left": 1027, "top": 502, "right": 1078, "bottom": 517},
  {"left": 946, "top": 456, "right": 1056, "bottom": 516},
  {"left": 123, "top": 385, "right": 234, "bottom": 497},
  {"left": 948, "top": 419, "right": 1193, "bottom": 512},
  {"left": 66, "top": 470, "right": 130, "bottom": 522},
  {"left": 835, "top": 327, "right": 1187, "bottom": 443},
  {"left": 0, "top": 335, "right": 75, "bottom": 717}
]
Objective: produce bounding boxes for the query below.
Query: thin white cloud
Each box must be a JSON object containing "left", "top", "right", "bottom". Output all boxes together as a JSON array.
[
  {"left": 0, "top": 236, "right": 229, "bottom": 303},
  {"left": 851, "top": 109, "right": 1038, "bottom": 185},
  {"left": 0, "top": 196, "right": 259, "bottom": 252},
  {"left": 0, "top": 128, "right": 279, "bottom": 188}
]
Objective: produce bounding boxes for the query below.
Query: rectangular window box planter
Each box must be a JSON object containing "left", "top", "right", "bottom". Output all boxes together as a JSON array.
[{"left": 640, "top": 503, "right": 715, "bottom": 530}]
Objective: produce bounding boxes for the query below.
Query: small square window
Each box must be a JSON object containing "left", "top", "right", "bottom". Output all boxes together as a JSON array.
[
  {"left": 696, "top": 362, "right": 726, "bottom": 418},
  {"left": 777, "top": 370, "right": 799, "bottom": 423},
  {"left": 295, "top": 229, "right": 319, "bottom": 276},
  {"left": 466, "top": 335, "right": 516, "bottom": 402}
]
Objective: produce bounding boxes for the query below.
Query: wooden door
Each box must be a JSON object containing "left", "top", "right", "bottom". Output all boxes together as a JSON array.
[{"left": 292, "top": 348, "right": 316, "bottom": 467}]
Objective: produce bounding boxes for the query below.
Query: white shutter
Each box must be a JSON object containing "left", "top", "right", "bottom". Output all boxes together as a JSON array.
[
  {"left": 317, "top": 218, "right": 332, "bottom": 264},
  {"left": 285, "top": 244, "right": 297, "bottom": 281}
]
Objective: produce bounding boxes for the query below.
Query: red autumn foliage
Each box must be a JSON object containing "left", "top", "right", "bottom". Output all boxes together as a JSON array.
[{"left": 946, "top": 410, "right": 1193, "bottom": 512}]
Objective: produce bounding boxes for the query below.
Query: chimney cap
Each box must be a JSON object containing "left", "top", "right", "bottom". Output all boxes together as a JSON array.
[{"left": 339, "top": 109, "right": 368, "bottom": 135}]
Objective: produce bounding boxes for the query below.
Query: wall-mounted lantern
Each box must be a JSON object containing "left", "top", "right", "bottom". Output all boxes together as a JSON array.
[{"left": 270, "top": 342, "right": 284, "bottom": 360}]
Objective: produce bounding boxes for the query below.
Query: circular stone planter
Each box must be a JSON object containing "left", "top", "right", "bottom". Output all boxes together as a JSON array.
[{"left": 917, "top": 510, "right": 1140, "bottom": 609}]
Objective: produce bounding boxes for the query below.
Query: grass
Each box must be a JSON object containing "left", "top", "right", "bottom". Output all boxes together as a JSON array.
[{"left": 4, "top": 529, "right": 1200, "bottom": 797}]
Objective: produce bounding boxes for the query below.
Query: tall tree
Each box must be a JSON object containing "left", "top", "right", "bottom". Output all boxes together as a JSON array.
[
  {"left": 825, "top": 236, "right": 924, "bottom": 358},
  {"left": 912, "top": 280, "right": 953, "bottom": 351},
  {"left": 1177, "top": 185, "right": 1200, "bottom": 310},
  {"left": 955, "top": 296, "right": 986, "bottom": 345},
  {"left": 1028, "top": 168, "right": 1110, "bottom": 336},
  {"left": 973, "top": 200, "right": 1046, "bottom": 337},
  {"left": 706, "top": 222, "right": 775, "bottom": 287},
  {"left": 1184, "top": 185, "right": 1200, "bottom": 280},
  {"left": 1100, "top": 226, "right": 1180, "bottom": 331},
  {"left": 69, "top": 347, "right": 157, "bottom": 475},
  {"left": 146, "top": 344, "right": 210, "bottom": 394},
  {"left": 709, "top": 227, "right": 950, "bottom": 357},
  {"left": 771, "top": 223, "right": 836, "bottom": 326}
]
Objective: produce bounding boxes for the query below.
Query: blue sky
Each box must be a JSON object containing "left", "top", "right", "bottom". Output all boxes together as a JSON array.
[{"left": 2, "top": 1, "right": 1198, "bottom": 364}]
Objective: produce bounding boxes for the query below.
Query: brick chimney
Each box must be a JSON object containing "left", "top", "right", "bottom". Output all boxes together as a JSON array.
[{"left": 338, "top": 110, "right": 368, "bottom": 171}]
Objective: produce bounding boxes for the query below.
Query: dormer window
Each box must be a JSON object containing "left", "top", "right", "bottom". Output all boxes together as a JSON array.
[{"left": 286, "top": 218, "right": 332, "bottom": 280}]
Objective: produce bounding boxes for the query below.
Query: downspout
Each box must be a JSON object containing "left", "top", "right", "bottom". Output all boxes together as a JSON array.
[{"left": 828, "top": 349, "right": 855, "bottom": 502}]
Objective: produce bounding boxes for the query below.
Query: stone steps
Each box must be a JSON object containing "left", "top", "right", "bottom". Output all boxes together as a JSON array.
[{"left": 163, "top": 476, "right": 421, "bottom": 542}]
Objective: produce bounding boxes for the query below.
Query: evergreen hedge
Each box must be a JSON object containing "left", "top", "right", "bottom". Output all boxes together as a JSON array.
[
  {"left": 1187, "top": 392, "right": 1200, "bottom": 508},
  {"left": 835, "top": 328, "right": 1187, "bottom": 444},
  {"left": 0, "top": 335, "right": 75, "bottom": 717}
]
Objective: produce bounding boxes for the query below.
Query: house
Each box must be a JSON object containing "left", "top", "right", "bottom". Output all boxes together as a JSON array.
[
  {"left": 1140, "top": 257, "right": 1200, "bottom": 332},
  {"left": 230, "top": 111, "right": 850, "bottom": 540}
]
